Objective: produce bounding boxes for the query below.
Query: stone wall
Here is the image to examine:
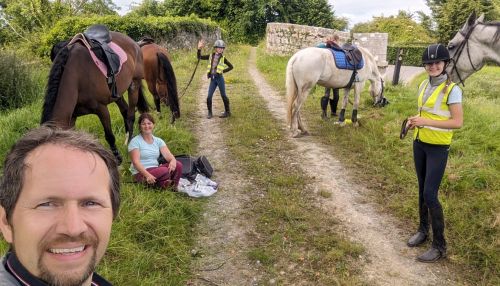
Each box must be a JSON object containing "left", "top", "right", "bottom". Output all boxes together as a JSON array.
[
  {"left": 353, "top": 33, "right": 388, "bottom": 66},
  {"left": 266, "top": 22, "right": 388, "bottom": 67},
  {"left": 157, "top": 28, "right": 222, "bottom": 50}
]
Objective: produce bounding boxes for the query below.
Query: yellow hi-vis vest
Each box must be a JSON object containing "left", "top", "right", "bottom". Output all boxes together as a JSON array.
[
  {"left": 413, "top": 80, "right": 457, "bottom": 145},
  {"left": 206, "top": 54, "right": 227, "bottom": 75}
]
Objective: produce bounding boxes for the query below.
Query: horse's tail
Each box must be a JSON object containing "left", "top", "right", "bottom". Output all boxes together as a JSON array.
[
  {"left": 136, "top": 83, "right": 149, "bottom": 113},
  {"left": 157, "top": 52, "right": 180, "bottom": 118},
  {"left": 41, "top": 46, "right": 71, "bottom": 124},
  {"left": 286, "top": 55, "right": 298, "bottom": 126}
]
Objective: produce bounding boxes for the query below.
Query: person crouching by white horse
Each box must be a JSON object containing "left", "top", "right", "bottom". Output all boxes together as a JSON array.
[
  {"left": 405, "top": 44, "right": 463, "bottom": 263},
  {"left": 286, "top": 45, "right": 388, "bottom": 137}
]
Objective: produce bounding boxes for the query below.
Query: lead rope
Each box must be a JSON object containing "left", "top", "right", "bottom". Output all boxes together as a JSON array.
[{"left": 179, "top": 57, "right": 200, "bottom": 99}]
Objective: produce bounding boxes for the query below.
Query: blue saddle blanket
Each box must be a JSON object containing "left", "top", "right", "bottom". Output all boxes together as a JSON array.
[{"left": 330, "top": 49, "right": 364, "bottom": 70}]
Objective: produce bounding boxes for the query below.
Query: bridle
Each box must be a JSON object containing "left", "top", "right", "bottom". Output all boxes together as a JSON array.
[{"left": 449, "top": 22, "right": 480, "bottom": 86}]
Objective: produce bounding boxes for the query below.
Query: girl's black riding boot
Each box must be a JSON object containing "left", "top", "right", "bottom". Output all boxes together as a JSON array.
[
  {"left": 330, "top": 89, "right": 339, "bottom": 115},
  {"left": 430, "top": 206, "right": 446, "bottom": 254},
  {"left": 417, "top": 206, "right": 446, "bottom": 262},
  {"left": 207, "top": 100, "right": 213, "bottom": 119},
  {"left": 418, "top": 201, "right": 430, "bottom": 234},
  {"left": 220, "top": 97, "right": 231, "bottom": 118}
]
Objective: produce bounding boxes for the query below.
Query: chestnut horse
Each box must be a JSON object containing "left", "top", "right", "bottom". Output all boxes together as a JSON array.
[
  {"left": 447, "top": 12, "right": 500, "bottom": 85},
  {"left": 42, "top": 31, "right": 149, "bottom": 164},
  {"left": 286, "top": 46, "right": 387, "bottom": 137},
  {"left": 139, "top": 38, "right": 180, "bottom": 123}
]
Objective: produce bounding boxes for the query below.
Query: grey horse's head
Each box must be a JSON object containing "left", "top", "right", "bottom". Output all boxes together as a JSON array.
[{"left": 446, "top": 12, "right": 487, "bottom": 84}]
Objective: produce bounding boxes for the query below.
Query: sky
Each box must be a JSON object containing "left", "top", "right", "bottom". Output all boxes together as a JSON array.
[
  {"left": 329, "top": 0, "right": 431, "bottom": 27},
  {"left": 113, "top": 0, "right": 432, "bottom": 27}
]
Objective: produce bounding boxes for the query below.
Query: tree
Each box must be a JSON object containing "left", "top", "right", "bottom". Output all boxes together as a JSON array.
[
  {"left": 135, "top": 0, "right": 343, "bottom": 44},
  {"left": 352, "top": 12, "right": 435, "bottom": 45},
  {"left": 426, "top": 0, "right": 499, "bottom": 42}
]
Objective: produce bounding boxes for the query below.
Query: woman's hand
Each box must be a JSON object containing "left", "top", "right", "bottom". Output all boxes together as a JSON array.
[
  {"left": 168, "top": 159, "right": 177, "bottom": 173},
  {"left": 198, "top": 39, "right": 205, "bottom": 49},
  {"left": 408, "top": 115, "right": 428, "bottom": 129},
  {"left": 144, "top": 172, "right": 156, "bottom": 184}
]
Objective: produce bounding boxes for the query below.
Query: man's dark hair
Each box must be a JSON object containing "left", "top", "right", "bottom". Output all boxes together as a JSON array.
[{"left": 0, "top": 125, "right": 121, "bottom": 220}]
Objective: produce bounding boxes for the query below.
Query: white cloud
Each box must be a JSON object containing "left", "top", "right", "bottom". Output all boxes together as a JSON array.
[{"left": 329, "top": 0, "right": 431, "bottom": 27}]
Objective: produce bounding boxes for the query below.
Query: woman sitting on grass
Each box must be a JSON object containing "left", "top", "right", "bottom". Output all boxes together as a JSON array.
[{"left": 128, "top": 113, "right": 182, "bottom": 190}]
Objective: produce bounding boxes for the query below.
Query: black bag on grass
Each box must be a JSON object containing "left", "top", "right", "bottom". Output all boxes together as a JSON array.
[
  {"left": 159, "top": 154, "right": 213, "bottom": 179},
  {"left": 195, "top": 156, "right": 213, "bottom": 178}
]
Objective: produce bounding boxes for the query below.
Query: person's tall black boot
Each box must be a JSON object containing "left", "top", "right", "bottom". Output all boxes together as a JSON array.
[
  {"left": 207, "top": 99, "right": 213, "bottom": 119},
  {"left": 417, "top": 206, "right": 446, "bottom": 263},
  {"left": 219, "top": 97, "right": 231, "bottom": 118},
  {"left": 320, "top": 96, "right": 329, "bottom": 119},
  {"left": 408, "top": 201, "right": 429, "bottom": 247},
  {"left": 330, "top": 88, "right": 339, "bottom": 116}
]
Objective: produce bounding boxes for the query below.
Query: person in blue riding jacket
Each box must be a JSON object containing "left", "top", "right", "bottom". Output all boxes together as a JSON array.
[
  {"left": 316, "top": 34, "right": 340, "bottom": 118},
  {"left": 405, "top": 44, "right": 463, "bottom": 263},
  {"left": 197, "top": 39, "right": 234, "bottom": 119}
]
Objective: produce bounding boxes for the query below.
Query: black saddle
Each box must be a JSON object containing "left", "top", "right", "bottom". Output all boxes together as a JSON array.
[
  {"left": 328, "top": 43, "right": 364, "bottom": 89},
  {"left": 84, "top": 25, "right": 120, "bottom": 98},
  {"left": 331, "top": 43, "right": 363, "bottom": 68}
]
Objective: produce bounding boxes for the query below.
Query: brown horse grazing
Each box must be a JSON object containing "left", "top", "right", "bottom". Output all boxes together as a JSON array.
[
  {"left": 42, "top": 30, "right": 149, "bottom": 164},
  {"left": 139, "top": 38, "right": 180, "bottom": 123}
]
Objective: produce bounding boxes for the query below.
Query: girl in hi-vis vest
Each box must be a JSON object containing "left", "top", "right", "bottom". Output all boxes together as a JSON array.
[
  {"left": 405, "top": 44, "right": 463, "bottom": 263},
  {"left": 197, "top": 39, "right": 234, "bottom": 119}
]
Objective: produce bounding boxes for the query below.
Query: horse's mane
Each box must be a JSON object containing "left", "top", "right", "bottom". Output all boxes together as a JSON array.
[
  {"left": 357, "top": 46, "right": 380, "bottom": 77},
  {"left": 478, "top": 21, "right": 500, "bottom": 43},
  {"left": 41, "top": 46, "right": 70, "bottom": 124}
]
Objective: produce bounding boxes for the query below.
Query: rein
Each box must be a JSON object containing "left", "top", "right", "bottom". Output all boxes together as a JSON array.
[
  {"left": 179, "top": 57, "right": 200, "bottom": 99},
  {"left": 450, "top": 23, "right": 480, "bottom": 86}
]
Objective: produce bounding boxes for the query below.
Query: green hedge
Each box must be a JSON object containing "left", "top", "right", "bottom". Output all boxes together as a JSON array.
[
  {"left": 387, "top": 45, "right": 429, "bottom": 66},
  {"left": 39, "top": 15, "right": 222, "bottom": 57}
]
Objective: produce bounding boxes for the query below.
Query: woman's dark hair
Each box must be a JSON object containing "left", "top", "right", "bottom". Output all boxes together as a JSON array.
[{"left": 138, "top": 112, "right": 155, "bottom": 125}]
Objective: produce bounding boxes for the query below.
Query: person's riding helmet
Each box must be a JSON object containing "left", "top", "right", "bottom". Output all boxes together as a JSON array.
[
  {"left": 214, "top": 40, "right": 226, "bottom": 48},
  {"left": 422, "top": 44, "right": 450, "bottom": 64}
]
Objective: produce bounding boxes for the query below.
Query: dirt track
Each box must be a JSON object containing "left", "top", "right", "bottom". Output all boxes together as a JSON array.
[{"left": 189, "top": 48, "right": 459, "bottom": 285}]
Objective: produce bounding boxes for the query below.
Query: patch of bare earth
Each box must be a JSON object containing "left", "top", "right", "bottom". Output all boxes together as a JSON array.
[
  {"left": 247, "top": 47, "right": 459, "bottom": 286},
  {"left": 188, "top": 75, "right": 263, "bottom": 285}
]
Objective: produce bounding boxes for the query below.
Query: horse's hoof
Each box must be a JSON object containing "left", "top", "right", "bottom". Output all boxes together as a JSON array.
[
  {"left": 353, "top": 121, "right": 360, "bottom": 127},
  {"left": 301, "top": 131, "right": 310, "bottom": 136},
  {"left": 291, "top": 131, "right": 302, "bottom": 138},
  {"left": 337, "top": 121, "right": 346, "bottom": 127}
]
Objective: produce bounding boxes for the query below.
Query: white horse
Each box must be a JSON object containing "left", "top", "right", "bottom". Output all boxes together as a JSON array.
[
  {"left": 447, "top": 12, "right": 500, "bottom": 84},
  {"left": 286, "top": 46, "right": 387, "bottom": 137}
]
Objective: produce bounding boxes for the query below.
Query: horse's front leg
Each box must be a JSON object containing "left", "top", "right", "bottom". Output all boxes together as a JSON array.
[
  {"left": 338, "top": 88, "right": 349, "bottom": 124},
  {"left": 96, "top": 105, "right": 122, "bottom": 165},
  {"left": 126, "top": 82, "right": 140, "bottom": 145},
  {"left": 114, "top": 98, "right": 130, "bottom": 145},
  {"left": 351, "top": 83, "right": 362, "bottom": 127}
]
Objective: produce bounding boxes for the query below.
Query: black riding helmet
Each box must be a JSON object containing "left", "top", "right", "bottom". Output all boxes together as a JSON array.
[{"left": 422, "top": 44, "right": 450, "bottom": 64}]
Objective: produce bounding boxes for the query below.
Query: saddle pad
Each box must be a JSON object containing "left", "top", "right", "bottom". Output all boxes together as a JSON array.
[
  {"left": 330, "top": 49, "right": 364, "bottom": 70},
  {"left": 89, "top": 42, "right": 127, "bottom": 77}
]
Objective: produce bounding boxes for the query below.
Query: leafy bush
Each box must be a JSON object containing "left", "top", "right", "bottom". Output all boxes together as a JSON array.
[
  {"left": 0, "top": 50, "right": 46, "bottom": 110},
  {"left": 39, "top": 15, "right": 223, "bottom": 57}
]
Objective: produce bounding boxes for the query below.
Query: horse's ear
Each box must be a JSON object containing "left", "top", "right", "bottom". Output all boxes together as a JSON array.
[
  {"left": 467, "top": 11, "right": 477, "bottom": 26},
  {"left": 476, "top": 13, "right": 485, "bottom": 23}
]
